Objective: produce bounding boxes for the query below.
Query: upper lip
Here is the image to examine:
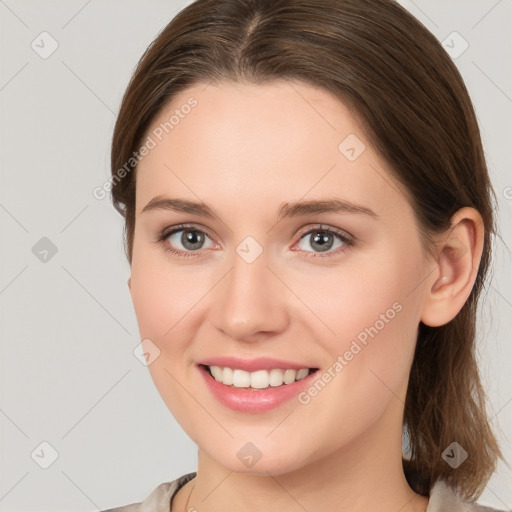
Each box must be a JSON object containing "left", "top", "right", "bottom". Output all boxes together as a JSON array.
[{"left": 197, "top": 356, "right": 317, "bottom": 372}]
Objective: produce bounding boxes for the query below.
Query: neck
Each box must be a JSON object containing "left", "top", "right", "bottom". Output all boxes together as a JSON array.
[
  {"left": 178, "top": 404, "right": 428, "bottom": 512},
  {"left": 187, "top": 454, "right": 427, "bottom": 512}
]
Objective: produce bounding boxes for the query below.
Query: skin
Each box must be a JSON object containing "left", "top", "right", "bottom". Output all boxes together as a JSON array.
[{"left": 128, "top": 80, "right": 484, "bottom": 512}]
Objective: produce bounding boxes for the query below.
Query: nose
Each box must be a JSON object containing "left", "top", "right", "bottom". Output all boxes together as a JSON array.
[{"left": 211, "top": 246, "right": 289, "bottom": 343}]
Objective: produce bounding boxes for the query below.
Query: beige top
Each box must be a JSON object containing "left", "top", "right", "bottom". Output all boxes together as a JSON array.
[{"left": 99, "top": 472, "right": 505, "bottom": 512}]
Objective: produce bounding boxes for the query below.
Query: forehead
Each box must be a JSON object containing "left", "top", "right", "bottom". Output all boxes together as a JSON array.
[
  {"left": 141, "top": 79, "right": 359, "bottom": 165},
  {"left": 135, "top": 80, "right": 409, "bottom": 220}
]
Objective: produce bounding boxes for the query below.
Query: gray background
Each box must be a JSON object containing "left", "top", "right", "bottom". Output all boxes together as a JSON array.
[{"left": 0, "top": 1, "right": 510, "bottom": 510}]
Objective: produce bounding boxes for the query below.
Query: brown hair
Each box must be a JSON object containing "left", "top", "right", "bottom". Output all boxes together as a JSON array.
[{"left": 110, "top": 0, "right": 501, "bottom": 499}]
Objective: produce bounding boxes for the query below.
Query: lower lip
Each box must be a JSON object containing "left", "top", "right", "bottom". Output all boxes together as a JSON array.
[{"left": 198, "top": 365, "right": 317, "bottom": 413}]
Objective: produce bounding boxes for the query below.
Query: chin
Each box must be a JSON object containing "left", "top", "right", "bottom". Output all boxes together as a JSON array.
[{"left": 200, "top": 438, "right": 317, "bottom": 476}]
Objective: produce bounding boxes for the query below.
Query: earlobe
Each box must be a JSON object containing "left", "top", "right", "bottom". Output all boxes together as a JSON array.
[{"left": 420, "top": 208, "right": 484, "bottom": 327}]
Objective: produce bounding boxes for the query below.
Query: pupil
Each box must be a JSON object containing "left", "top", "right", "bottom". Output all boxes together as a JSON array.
[
  {"left": 179, "top": 230, "right": 334, "bottom": 252},
  {"left": 312, "top": 231, "right": 333, "bottom": 252},
  {"left": 183, "top": 230, "right": 204, "bottom": 250}
]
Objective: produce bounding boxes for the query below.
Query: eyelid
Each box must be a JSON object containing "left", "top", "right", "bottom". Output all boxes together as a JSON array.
[
  {"left": 294, "top": 223, "right": 353, "bottom": 243},
  {"left": 156, "top": 222, "right": 355, "bottom": 258},
  {"left": 158, "top": 223, "right": 216, "bottom": 243},
  {"left": 156, "top": 223, "right": 219, "bottom": 257}
]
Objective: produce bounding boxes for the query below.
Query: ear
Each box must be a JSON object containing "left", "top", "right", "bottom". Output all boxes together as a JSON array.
[
  {"left": 420, "top": 207, "right": 484, "bottom": 327},
  {"left": 127, "top": 277, "right": 132, "bottom": 292}
]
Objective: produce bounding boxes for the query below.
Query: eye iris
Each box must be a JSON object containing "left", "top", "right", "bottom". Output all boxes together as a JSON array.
[
  {"left": 182, "top": 230, "right": 204, "bottom": 250},
  {"left": 173, "top": 229, "right": 340, "bottom": 253},
  {"left": 311, "top": 231, "right": 333, "bottom": 252}
]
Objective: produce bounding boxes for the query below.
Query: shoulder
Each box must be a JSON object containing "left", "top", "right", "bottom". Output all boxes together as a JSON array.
[
  {"left": 427, "top": 480, "right": 507, "bottom": 512},
  {"left": 98, "top": 472, "right": 196, "bottom": 512}
]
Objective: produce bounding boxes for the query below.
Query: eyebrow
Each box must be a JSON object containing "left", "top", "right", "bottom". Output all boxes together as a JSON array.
[{"left": 141, "top": 196, "right": 378, "bottom": 220}]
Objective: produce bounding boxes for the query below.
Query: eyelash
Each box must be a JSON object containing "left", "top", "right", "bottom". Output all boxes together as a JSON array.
[{"left": 155, "top": 223, "right": 355, "bottom": 259}]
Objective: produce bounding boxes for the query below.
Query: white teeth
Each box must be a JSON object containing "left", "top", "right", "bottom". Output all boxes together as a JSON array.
[
  {"left": 296, "top": 368, "right": 309, "bottom": 380},
  {"left": 283, "top": 369, "right": 296, "bottom": 384},
  {"left": 207, "top": 365, "right": 312, "bottom": 389},
  {"left": 210, "top": 365, "right": 223, "bottom": 382},
  {"left": 223, "top": 367, "right": 234, "bottom": 385},
  {"left": 250, "top": 370, "right": 270, "bottom": 389},
  {"left": 269, "top": 368, "right": 284, "bottom": 387},
  {"left": 232, "top": 369, "right": 251, "bottom": 387}
]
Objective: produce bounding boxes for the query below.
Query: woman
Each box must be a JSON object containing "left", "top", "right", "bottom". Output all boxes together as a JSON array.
[{"left": 101, "top": 0, "right": 505, "bottom": 510}]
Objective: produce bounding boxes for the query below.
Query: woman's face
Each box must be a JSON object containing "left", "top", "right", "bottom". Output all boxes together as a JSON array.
[{"left": 129, "top": 80, "right": 432, "bottom": 474}]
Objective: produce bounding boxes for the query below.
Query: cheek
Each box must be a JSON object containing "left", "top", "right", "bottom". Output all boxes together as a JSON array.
[
  {"left": 129, "top": 255, "right": 206, "bottom": 437},
  {"left": 130, "top": 276, "right": 172, "bottom": 341},
  {"left": 299, "top": 241, "right": 424, "bottom": 406},
  {"left": 298, "top": 244, "right": 423, "bottom": 349},
  {"left": 129, "top": 245, "right": 199, "bottom": 342}
]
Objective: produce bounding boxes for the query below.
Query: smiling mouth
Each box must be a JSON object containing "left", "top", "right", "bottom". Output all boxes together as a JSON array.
[{"left": 200, "top": 364, "right": 319, "bottom": 390}]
